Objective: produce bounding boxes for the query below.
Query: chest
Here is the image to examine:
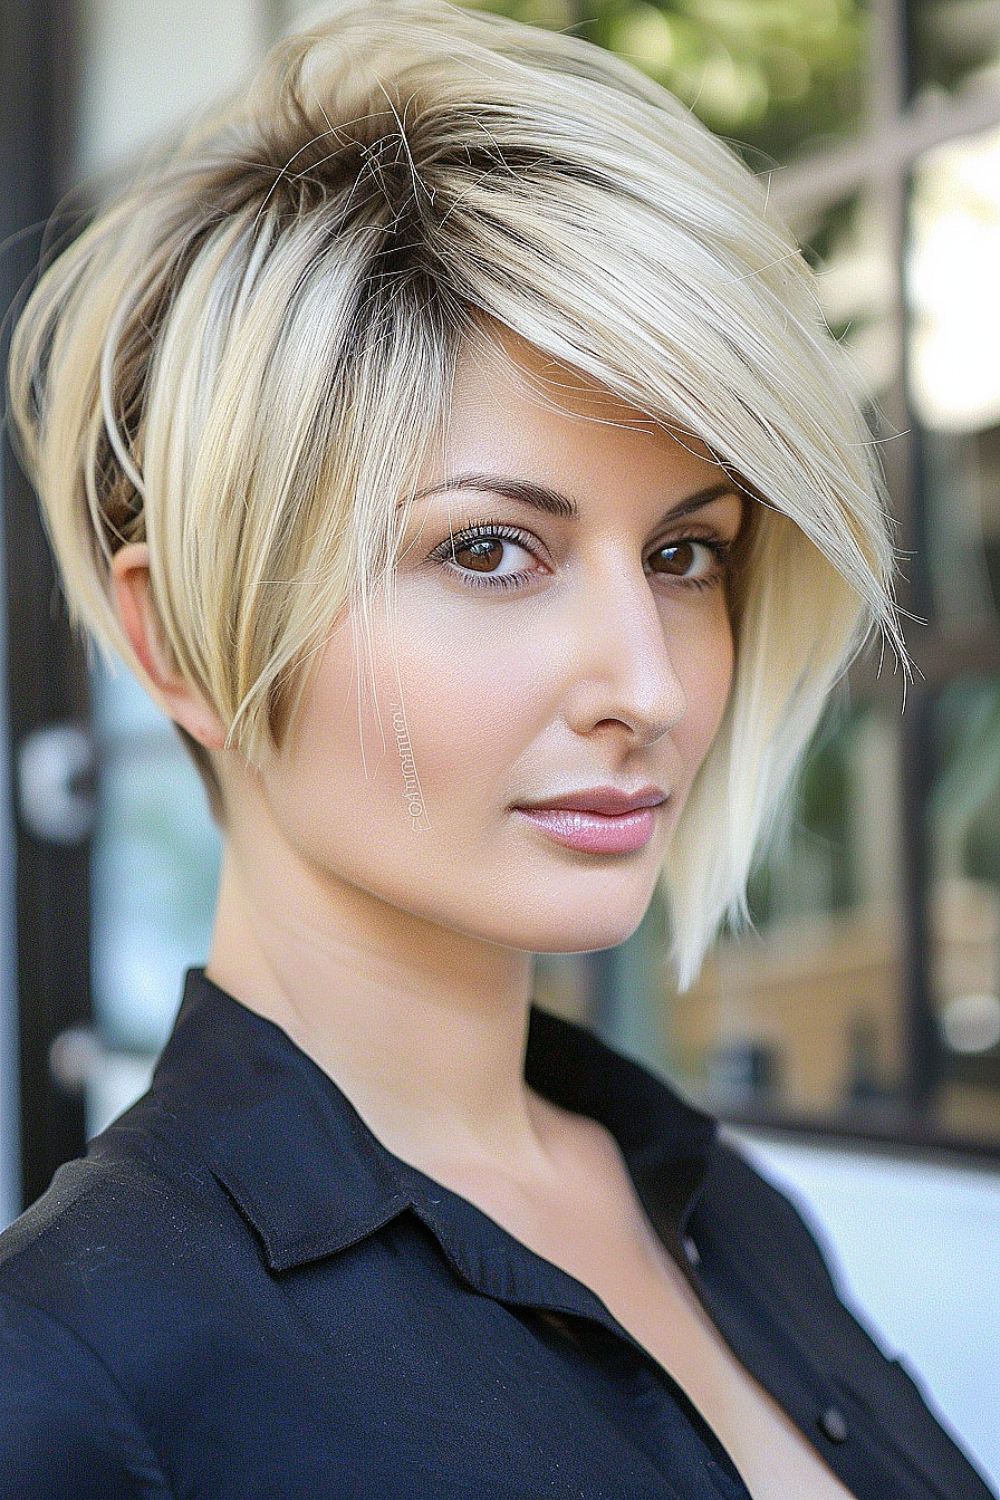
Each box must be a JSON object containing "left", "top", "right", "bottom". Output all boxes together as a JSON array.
[
  {"left": 446, "top": 1129, "right": 858, "bottom": 1500},
  {"left": 566, "top": 1229, "right": 858, "bottom": 1500},
  {"left": 129, "top": 1174, "right": 954, "bottom": 1500}
]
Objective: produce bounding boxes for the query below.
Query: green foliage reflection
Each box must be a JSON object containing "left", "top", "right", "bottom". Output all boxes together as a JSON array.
[{"left": 467, "top": 0, "right": 867, "bottom": 163}]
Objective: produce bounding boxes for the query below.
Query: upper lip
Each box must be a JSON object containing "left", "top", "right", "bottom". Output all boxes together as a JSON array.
[{"left": 516, "top": 786, "right": 668, "bottom": 815}]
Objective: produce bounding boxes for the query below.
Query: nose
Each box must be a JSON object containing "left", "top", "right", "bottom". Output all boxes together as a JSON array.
[{"left": 560, "top": 559, "right": 687, "bottom": 747}]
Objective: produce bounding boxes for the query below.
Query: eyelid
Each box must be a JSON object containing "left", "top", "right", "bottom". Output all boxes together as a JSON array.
[
  {"left": 648, "top": 495, "right": 744, "bottom": 552},
  {"left": 644, "top": 522, "right": 733, "bottom": 559},
  {"left": 429, "top": 518, "right": 548, "bottom": 563},
  {"left": 643, "top": 532, "right": 736, "bottom": 591},
  {"left": 647, "top": 518, "right": 733, "bottom": 546},
  {"left": 434, "top": 514, "right": 731, "bottom": 553}
]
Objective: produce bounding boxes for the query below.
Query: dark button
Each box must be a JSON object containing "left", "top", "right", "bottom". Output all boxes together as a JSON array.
[{"left": 818, "top": 1405, "right": 849, "bottom": 1444}]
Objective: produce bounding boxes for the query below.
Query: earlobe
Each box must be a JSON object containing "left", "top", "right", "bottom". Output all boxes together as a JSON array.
[{"left": 111, "top": 543, "right": 229, "bottom": 751}]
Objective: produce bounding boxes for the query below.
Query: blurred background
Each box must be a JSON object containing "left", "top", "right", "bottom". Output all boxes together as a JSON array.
[{"left": 1, "top": 0, "right": 998, "bottom": 1486}]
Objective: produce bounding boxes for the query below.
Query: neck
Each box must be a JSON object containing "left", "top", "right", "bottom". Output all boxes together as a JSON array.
[{"left": 206, "top": 837, "right": 546, "bottom": 1177}]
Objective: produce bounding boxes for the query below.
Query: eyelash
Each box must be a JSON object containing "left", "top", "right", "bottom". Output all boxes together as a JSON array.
[{"left": 428, "top": 518, "right": 734, "bottom": 594}]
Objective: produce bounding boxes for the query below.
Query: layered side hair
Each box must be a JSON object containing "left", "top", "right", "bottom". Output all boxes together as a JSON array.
[{"left": 7, "top": 0, "right": 904, "bottom": 987}]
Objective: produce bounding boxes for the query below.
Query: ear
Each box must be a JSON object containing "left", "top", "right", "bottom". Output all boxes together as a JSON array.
[{"left": 111, "top": 543, "right": 228, "bottom": 752}]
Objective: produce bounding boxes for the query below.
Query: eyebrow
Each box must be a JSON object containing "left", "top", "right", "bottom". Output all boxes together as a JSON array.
[{"left": 409, "top": 474, "right": 740, "bottom": 522}]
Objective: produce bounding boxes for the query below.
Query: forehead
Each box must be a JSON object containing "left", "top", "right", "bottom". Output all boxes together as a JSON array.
[
  {"left": 450, "top": 325, "right": 664, "bottom": 431},
  {"left": 436, "top": 327, "right": 728, "bottom": 500}
]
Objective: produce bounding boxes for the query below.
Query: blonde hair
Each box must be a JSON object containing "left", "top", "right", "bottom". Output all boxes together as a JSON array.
[{"left": 7, "top": 0, "right": 903, "bottom": 986}]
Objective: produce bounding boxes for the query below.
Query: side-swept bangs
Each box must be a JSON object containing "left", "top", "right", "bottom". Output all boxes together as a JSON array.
[{"left": 7, "top": 0, "right": 903, "bottom": 985}]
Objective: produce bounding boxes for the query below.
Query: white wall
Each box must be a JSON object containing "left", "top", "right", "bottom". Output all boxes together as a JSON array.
[{"left": 737, "top": 1130, "right": 1000, "bottom": 1495}]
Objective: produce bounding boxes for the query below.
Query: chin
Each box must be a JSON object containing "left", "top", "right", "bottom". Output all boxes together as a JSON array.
[{"left": 502, "top": 905, "right": 652, "bottom": 957}]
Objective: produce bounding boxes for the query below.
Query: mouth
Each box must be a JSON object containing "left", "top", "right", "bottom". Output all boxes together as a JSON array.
[{"left": 513, "top": 786, "right": 668, "bottom": 855}]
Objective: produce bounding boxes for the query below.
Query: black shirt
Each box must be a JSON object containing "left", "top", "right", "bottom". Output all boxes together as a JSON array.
[{"left": 0, "top": 970, "right": 993, "bottom": 1499}]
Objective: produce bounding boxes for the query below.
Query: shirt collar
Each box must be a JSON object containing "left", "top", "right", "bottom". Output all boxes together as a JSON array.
[{"left": 150, "top": 969, "right": 718, "bottom": 1274}]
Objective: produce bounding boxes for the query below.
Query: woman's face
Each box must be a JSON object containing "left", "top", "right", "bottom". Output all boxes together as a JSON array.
[{"left": 253, "top": 334, "right": 744, "bottom": 953}]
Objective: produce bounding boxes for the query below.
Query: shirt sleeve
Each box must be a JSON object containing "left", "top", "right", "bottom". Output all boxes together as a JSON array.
[{"left": 0, "top": 1288, "right": 172, "bottom": 1500}]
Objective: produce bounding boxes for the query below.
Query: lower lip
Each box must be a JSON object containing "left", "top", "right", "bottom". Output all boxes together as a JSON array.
[{"left": 515, "top": 806, "right": 660, "bottom": 854}]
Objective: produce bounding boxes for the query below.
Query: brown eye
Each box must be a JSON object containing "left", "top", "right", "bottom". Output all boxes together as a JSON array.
[
  {"left": 454, "top": 538, "right": 504, "bottom": 572},
  {"left": 431, "top": 523, "right": 545, "bottom": 591},
  {"left": 646, "top": 538, "right": 725, "bottom": 587},
  {"left": 649, "top": 541, "right": 697, "bottom": 576}
]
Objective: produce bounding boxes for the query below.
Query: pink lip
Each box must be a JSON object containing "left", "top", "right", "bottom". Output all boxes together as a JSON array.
[
  {"left": 517, "top": 786, "right": 667, "bottom": 816},
  {"left": 514, "top": 786, "right": 667, "bottom": 854}
]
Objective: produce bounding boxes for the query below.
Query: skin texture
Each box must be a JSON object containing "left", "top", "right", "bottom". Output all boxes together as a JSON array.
[{"left": 112, "top": 330, "right": 743, "bottom": 1177}]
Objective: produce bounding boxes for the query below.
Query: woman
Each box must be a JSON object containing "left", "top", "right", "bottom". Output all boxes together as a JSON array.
[{"left": 0, "top": 2, "right": 992, "bottom": 1496}]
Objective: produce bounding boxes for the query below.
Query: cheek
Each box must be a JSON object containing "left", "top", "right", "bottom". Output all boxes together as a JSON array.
[
  {"left": 673, "top": 604, "right": 735, "bottom": 766},
  {"left": 383, "top": 610, "right": 550, "bottom": 806}
]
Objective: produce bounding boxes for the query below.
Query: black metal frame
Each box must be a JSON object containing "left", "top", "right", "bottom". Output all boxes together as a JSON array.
[
  {"left": 717, "top": 0, "right": 1000, "bottom": 1157},
  {"left": 596, "top": 0, "right": 1000, "bottom": 1161},
  {"left": 1, "top": 0, "right": 91, "bottom": 1210}
]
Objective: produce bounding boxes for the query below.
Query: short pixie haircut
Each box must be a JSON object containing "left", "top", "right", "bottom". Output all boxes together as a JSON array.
[{"left": 8, "top": 0, "right": 902, "bottom": 987}]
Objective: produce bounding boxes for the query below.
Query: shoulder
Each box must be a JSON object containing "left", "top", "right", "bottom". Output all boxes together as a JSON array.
[
  {"left": 694, "top": 1134, "right": 840, "bottom": 1285},
  {"left": 0, "top": 1093, "right": 238, "bottom": 1325},
  {"left": 690, "top": 1135, "right": 876, "bottom": 1373},
  {"left": 691, "top": 1135, "right": 903, "bottom": 1372},
  {"left": 691, "top": 1135, "right": 906, "bottom": 1379},
  {"left": 0, "top": 1286, "right": 171, "bottom": 1498},
  {"left": 0, "top": 1098, "right": 248, "bottom": 1498}
]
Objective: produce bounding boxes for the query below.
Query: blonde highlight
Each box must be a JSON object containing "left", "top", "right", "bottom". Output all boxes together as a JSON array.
[{"left": 7, "top": 0, "right": 904, "bottom": 984}]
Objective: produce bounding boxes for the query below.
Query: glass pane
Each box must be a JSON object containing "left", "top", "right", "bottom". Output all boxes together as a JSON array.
[
  {"left": 931, "top": 674, "right": 1000, "bottom": 1144},
  {"left": 609, "top": 698, "right": 910, "bottom": 1124},
  {"left": 800, "top": 191, "right": 898, "bottom": 406},
  {"left": 907, "top": 125, "right": 1000, "bottom": 438},
  {"left": 466, "top": 0, "right": 872, "bottom": 164},
  {"left": 909, "top": 0, "right": 1000, "bottom": 101},
  {"left": 91, "top": 665, "right": 221, "bottom": 1056},
  {"left": 907, "top": 126, "right": 1000, "bottom": 629},
  {"left": 920, "top": 425, "right": 1000, "bottom": 627},
  {"left": 534, "top": 952, "right": 598, "bottom": 1022}
]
